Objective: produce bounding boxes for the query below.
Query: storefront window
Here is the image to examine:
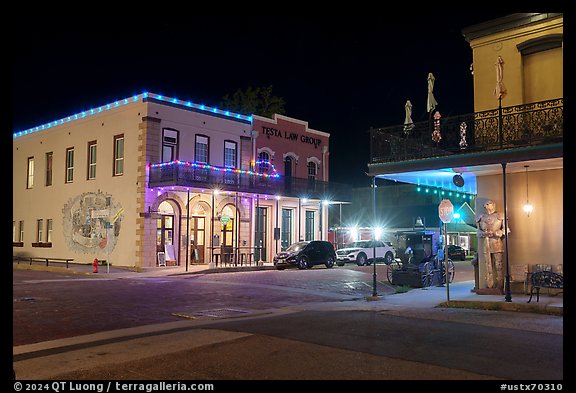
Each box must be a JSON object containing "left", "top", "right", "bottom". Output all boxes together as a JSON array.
[
  {"left": 281, "top": 208, "right": 293, "bottom": 249},
  {"left": 305, "top": 210, "right": 315, "bottom": 241}
]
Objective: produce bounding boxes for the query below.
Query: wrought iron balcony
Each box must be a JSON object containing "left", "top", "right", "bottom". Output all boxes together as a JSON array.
[
  {"left": 148, "top": 160, "right": 352, "bottom": 202},
  {"left": 370, "top": 98, "right": 563, "bottom": 164}
]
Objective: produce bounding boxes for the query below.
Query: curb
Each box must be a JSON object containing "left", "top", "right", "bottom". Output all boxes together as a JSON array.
[
  {"left": 437, "top": 300, "right": 563, "bottom": 316},
  {"left": 12, "top": 264, "right": 95, "bottom": 275},
  {"left": 176, "top": 265, "right": 276, "bottom": 275}
]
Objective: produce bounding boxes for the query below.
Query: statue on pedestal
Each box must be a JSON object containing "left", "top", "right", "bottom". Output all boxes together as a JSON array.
[{"left": 477, "top": 200, "right": 509, "bottom": 292}]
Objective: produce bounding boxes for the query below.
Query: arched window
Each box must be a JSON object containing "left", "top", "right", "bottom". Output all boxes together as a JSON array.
[
  {"left": 258, "top": 152, "right": 270, "bottom": 173},
  {"left": 284, "top": 156, "right": 293, "bottom": 177},
  {"left": 307, "top": 161, "right": 317, "bottom": 181}
]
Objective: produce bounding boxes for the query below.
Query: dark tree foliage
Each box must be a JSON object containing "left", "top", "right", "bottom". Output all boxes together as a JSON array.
[{"left": 221, "top": 85, "right": 286, "bottom": 118}]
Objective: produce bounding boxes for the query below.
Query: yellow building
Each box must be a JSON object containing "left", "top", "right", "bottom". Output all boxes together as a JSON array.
[
  {"left": 464, "top": 13, "right": 563, "bottom": 110},
  {"left": 368, "top": 13, "right": 563, "bottom": 295},
  {"left": 463, "top": 13, "right": 563, "bottom": 291}
]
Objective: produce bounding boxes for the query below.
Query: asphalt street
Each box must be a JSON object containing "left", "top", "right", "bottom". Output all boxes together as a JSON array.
[{"left": 12, "top": 262, "right": 564, "bottom": 382}]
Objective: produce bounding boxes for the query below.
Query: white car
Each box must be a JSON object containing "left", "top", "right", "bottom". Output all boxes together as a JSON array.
[{"left": 336, "top": 240, "right": 397, "bottom": 266}]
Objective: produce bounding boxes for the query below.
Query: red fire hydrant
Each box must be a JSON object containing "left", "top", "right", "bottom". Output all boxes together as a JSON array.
[{"left": 92, "top": 258, "right": 99, "bottom": 273}]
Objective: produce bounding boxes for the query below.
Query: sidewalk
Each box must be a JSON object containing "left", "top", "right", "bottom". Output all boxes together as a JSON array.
[
  {"left": 370, "top": 280, "right": 563, "bottom": 316},
  {"left": 12, "top": 259, "right": 273, "bottom": 277},
  {"left": 13, "top": 261, "right": 562, "bottom": 315}
]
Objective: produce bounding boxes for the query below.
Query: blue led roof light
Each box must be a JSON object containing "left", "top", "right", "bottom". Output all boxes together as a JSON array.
[{"left": 13, "top": 92, "right": 253, "bottom": 139}]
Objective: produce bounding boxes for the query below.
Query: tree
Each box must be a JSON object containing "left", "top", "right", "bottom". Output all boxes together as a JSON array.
[{"left": 221, "top": 85, "right": 285, "bottom": 118}]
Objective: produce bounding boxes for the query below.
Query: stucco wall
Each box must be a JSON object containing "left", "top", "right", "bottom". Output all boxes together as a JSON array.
[
  {"left": 468, "top": 15, "right": 563, "bottom": 111},
  {"left": 475, "top": 167, "right": 563, "bottom": 288},
  {"left": 13, "top": 102, "right": 146, "bottom": 266}
]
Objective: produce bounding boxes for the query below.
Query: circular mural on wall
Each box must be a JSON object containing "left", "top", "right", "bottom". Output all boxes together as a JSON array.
[{"left": 62, "top": 191, "right": 123, "bottom": 253}]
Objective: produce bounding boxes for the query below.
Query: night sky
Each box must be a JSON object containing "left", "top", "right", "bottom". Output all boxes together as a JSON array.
[{"left": 12, "top": 13, "right": 512, "bottom": 187}]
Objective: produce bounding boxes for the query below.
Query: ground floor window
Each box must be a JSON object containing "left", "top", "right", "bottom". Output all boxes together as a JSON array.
[
  {"left": 305, "top": 210, "right": 315, "bottom": 241},
  {"left": 255, "top": 206, "right": 267, "bottom": 261},
  {"left": 281, "top": 208, "right": 293, "bottom": 250},
  {"left": 156, "top": 214, "right": 174, "bottom": 252}
]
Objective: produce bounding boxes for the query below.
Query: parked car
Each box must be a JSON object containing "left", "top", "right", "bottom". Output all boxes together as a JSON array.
[
  {"left": 273, "top": 240, "right": 336, "bottom": 270},
  {"left": 335, "top": 240, "right": 397, "bottom": 266},
  {"left": 447, "top": 244, "right": 466, "bottom": 261}
]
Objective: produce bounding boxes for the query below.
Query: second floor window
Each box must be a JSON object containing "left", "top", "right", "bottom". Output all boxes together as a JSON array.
[
  {"left": 162, "top": 129, "right": 178, "bottom": 163},
  {"left": 284, "top": 156, "right": 293, "bottom": 177},
  {"left": 27, "top": 157, "right": 34, "bottom": 189},
  {"left": 224, "top": 141, "right": 236, "bottom": 168},
  {"left": 307, "top": 161, "right": 317, "bottom": 181},
  {"left": 88, "top": 141, "right": 97, "bottom": 180},
  {"left": 114, "top": 135, "right": 124, "bottom": 176},
  {"left": 66, "top": 148, "right": 74, "bottom": 183},
  {"left": 195, "top": 135, "right": 209, "bottom": 164},
  {"left": 258, "top": 152, "right": 270, "bottom": 173}
]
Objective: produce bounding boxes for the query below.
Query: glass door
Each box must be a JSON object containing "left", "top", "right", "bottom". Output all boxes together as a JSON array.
[
  {"left": 255, "top": 207, "right": 267, "bottom": 261},
  {"left": 190, "top": 216, "right": 205, "bottom": 264}
]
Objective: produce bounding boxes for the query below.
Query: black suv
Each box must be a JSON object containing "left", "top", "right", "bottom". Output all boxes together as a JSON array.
[{"left": 274, "top": 240, "right": 336, "bottom": 270}]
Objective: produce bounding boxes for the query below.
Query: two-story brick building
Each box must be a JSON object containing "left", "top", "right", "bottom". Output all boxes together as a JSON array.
[{"left": 13, "top": 92, "right": 349, "bottom": 269}]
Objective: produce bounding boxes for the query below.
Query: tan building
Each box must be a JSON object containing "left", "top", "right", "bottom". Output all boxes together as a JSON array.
[
  {"left": 463, "top": 13, "right": 563, "bottom": 291},
  {"left": 13, "top": 93, "right": 349, "bottom": 269},
  {"left": 368, "top": 13, "right": 563, "bottom": 295}
]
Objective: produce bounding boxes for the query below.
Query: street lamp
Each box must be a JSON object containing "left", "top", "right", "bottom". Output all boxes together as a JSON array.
[
  {"left": 371, "top": 176, "right": 378, "bottom": 298},
  {"left": 275, "top": 195, "right": 280, "bottom": 255},
  {"left": 502, "top": 163, "right": 512, "bottom": 302}
]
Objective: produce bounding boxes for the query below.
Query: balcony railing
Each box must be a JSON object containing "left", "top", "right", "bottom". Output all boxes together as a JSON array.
[
  {"left": 370, "top": 98, "right": 563, "bottom": 164},
  {"left": 148, "top": 161, "right": 352, "bottom": 202}
]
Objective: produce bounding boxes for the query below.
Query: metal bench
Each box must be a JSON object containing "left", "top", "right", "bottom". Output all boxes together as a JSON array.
[
  {"left": 527, "top": 271, "right": 563, "bottom": 303},
  {"left": 28, "top": 257, "right": 75, "bottom": 268}
]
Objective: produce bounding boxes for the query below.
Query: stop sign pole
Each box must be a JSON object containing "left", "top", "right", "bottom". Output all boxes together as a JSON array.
[{"left": 438, "top": 199, "right": 454, "bottom": 301}]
